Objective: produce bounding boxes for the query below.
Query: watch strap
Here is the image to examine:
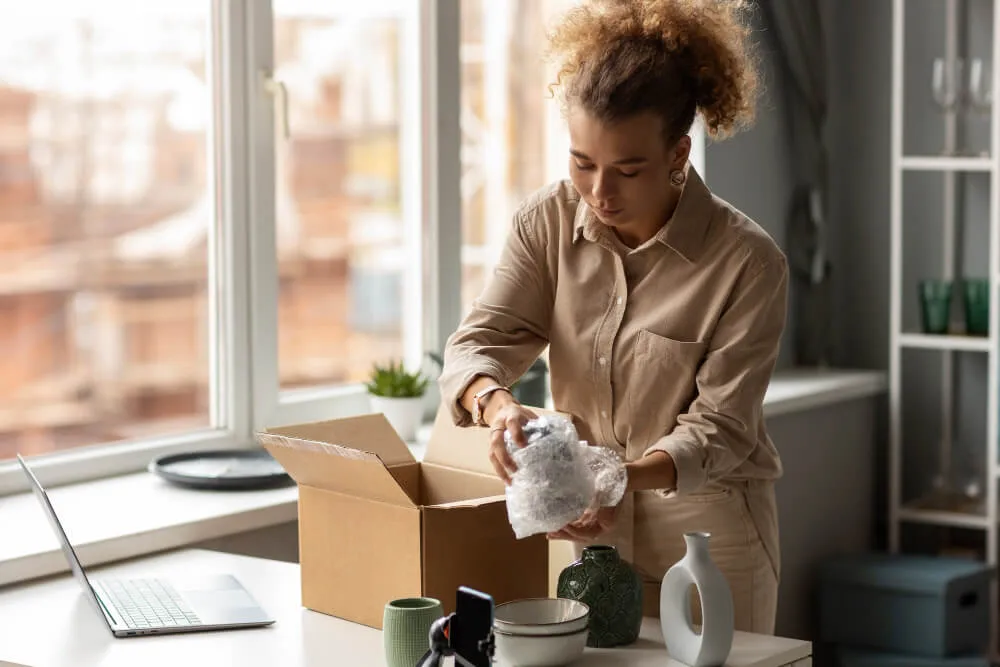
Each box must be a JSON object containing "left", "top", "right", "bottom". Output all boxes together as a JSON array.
[{"left": 472, "top": 384, "right": 511, "bottom": 426}]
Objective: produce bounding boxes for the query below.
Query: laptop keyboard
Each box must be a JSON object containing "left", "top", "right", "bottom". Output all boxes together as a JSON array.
[{"left": 101, "top": 578, "right": 201, "bottom": 629}]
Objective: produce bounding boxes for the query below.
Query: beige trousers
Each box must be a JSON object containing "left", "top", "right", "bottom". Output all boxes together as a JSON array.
[{"left": 571, "top": 480, "right": 780, "bottom": 635}]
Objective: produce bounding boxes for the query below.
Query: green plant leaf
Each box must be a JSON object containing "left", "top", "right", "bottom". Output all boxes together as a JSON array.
[{"left": 366, "top": 359, "right": 429, "bottom": 398}]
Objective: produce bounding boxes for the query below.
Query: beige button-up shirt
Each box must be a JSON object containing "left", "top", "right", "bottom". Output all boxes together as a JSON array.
[{"left": 439, "top": 167, "right": 787, "bottom": 497}]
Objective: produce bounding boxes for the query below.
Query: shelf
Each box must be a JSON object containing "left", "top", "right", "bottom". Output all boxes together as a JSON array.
[
  {"left": 898, "top": 501, "right": 989, "bottom": 529},
  {"left": 898, "top": 332, "right": 992, "bottom": 351},
  {"left": 899, "top": 155, "right": 994, "bottom": 171}
]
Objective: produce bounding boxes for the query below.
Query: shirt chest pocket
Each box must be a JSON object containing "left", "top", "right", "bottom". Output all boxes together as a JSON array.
[
  {"left": 626, "top": 330, "right": 708, "bottom": 447},
  {"left": 637, "top": 329, "right": 706, "bottom": 368}
]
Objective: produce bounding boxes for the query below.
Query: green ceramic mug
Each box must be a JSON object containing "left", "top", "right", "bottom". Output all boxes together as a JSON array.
[{"left": 383, "top": 597, "right": 443, "bottom": 667}]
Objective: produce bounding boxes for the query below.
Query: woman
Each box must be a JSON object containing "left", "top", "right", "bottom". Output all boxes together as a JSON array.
[{"left": 438, "top": 0, "right": 786, "bottom": 635}]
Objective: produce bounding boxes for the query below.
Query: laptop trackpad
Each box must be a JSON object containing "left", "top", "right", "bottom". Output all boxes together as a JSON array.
[
  {"left": 175, "top": 575, "right": 269, "bottom": 622},
  {"left": 186, "top": 588, "right": 257, "bottom": 609}
]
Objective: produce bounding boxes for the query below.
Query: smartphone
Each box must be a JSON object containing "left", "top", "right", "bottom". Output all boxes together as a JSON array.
[{"left": 450, "top": 586, "right": 495, "bottom": 667}]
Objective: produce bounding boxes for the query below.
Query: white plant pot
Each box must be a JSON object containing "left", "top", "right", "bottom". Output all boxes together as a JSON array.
[{"left": 369, "top": 395, "right": 424, "bottom": 442}]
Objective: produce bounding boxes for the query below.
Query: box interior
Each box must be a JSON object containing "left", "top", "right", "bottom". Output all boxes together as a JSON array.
[{"left": 386, "top": 460, "right": 504, "bottom": 506}]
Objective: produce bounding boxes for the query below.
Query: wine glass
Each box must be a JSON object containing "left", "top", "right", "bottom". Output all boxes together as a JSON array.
[
  {"left": 933, "top": 57, "right": 965, "bottom": 154},
  {"left": 968, "top": 58, "right": 993, "bottom": 114},
  {"left": 966, "top": 58, "right": 992, "bottom": 157},
  {"left": 933, "top": 57, "right": 964, "bottom": 111}
]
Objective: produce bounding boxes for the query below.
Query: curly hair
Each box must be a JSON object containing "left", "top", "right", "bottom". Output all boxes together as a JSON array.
[{"left": 546, "top": 0, "right": 760, "bottom": 142}]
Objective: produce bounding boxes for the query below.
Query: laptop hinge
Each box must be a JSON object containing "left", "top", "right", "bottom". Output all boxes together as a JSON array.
[{"left": 91, "top": 581, "right": 120, "bottom": 627}]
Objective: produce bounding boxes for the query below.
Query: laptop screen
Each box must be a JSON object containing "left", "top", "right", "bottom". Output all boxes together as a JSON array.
[{"left": 16, "top": 455, "right": 104, "bottom": 610}]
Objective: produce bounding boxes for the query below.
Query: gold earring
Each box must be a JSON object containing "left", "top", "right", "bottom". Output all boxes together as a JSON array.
[{"left": 670, "top": 169, "right": 686, "bottom": 186}]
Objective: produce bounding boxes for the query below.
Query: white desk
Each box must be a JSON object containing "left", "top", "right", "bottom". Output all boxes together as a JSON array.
[{"left": 0, "top": 549, "right": 812, "bottom": 667}]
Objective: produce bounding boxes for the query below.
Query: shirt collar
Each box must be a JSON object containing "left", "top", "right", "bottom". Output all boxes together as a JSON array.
[{"left": 572, "top": 165, "right": 715, "bottom": 262}]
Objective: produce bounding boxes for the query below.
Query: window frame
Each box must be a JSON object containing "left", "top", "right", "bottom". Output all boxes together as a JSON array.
[{"left": 247, "top": 0, "right": 461, "bottom": 432}]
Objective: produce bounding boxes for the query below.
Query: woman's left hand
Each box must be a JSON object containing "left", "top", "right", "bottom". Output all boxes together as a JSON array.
[{"left": 546, "top": 504, "right": 619, "bottom": 541}]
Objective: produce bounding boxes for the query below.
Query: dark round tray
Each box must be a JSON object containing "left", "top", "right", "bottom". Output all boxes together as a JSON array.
[{"left": 149, "top": 449, "right": 293, "bottom": 490}]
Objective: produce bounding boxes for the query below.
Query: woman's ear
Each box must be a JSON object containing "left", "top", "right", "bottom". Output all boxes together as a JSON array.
[{"left": 671, "top": 135, "right": 692, "bottom": 170}]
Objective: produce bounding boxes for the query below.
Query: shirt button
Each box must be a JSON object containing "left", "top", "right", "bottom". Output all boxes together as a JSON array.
[
  {"left": 598, "top": 356, "right": 608, "bottom": 366},
  {"left": 616, "top": 296, "right": 623, "bottom": 305},
  {"left": 601, "top": 411, "right": 608, "bottom": 419}
]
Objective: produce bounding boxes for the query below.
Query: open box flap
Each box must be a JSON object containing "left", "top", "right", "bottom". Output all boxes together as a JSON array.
[
  {"left": 424, "top": 404, "right": 570, "bottom": 476},
  {"left": 265, "top": 413, "right": 416, "bottom": 466},
  {"left": 423, "top": 406, "right": 495, "bottom": 476},
  {"left": 423, "top": 495, "right": 507, "bottom": 509},
  {"left": 257, "top": 430, "right": 415, "bottom": 507}
]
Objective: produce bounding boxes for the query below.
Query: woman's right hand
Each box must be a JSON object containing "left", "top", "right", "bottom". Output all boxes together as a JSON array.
[{"left": 487, "top": 399, "right": 539, "bottom": 485}]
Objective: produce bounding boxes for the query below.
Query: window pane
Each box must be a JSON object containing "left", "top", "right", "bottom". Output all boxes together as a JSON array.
[
  {"left": 0, "top": 4, "right": 214, "bottom": 460},
  {"left": 273, "top": 4, "right": 418, "bottom": 390},
  {"left": 459, "top": 0, "right": 578, "bottom": 316}
]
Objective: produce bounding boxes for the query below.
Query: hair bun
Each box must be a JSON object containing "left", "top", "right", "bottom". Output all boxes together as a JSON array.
[{"left": 547, "top": 0, "right": 759, "bottom": 140}]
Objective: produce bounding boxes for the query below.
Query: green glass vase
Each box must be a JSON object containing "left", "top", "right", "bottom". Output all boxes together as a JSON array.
[{"left": 556, "top": 544, "right": 643, "bottom": 648}]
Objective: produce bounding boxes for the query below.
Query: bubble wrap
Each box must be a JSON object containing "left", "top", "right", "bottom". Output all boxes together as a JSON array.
[
  {"left": 583, "top": 444, "right": 628, "bottom": 508},
  {"left": 502, "top": 414, "right": 628, "bottom": 539}
]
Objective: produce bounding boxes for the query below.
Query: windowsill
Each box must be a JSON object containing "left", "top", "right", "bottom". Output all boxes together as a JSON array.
[{"left": 0, "top": 367, "right": 885, "bottom": 589}]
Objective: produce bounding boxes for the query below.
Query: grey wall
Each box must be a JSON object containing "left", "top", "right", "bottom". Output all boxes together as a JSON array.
[
  {"left": 825, "top": 0, "right": 894, "bottom": 551},
  {"left": 826, "top": 0, "right": 892, "bottom": 373},
  {"left": 704, "top": 7, "right": 796, "bottom": 368}
]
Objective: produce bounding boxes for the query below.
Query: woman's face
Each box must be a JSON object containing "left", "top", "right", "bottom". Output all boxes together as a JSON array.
[{"left": 567, "top": 106, "right": 689, "bottom": 240}]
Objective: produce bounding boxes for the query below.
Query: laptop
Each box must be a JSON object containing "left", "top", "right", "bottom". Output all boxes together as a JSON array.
[{"left": 17, "top": 453, "right": 275, "bottom": 637}]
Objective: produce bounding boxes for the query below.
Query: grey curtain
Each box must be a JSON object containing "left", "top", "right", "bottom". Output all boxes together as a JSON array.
[{"left": 760, "top": 0, "right": 832, "bottom": 366}]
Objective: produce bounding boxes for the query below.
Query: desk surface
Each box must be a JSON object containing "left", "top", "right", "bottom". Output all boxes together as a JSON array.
[{"left": 0, "top": 549, "right": 811, "bottom": 667}]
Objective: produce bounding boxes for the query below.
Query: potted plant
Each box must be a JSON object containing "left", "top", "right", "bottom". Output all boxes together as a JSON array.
[{"left": 366, "top": 359, "right": 430, "bottom": 441}]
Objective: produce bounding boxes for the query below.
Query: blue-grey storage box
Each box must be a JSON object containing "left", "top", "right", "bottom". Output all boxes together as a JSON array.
[
  {"left": 837, "top": 646, "right": 989, "bottom": 667},
  {"left": 819, "top": 553, "right": 994, "bottom": 657}
]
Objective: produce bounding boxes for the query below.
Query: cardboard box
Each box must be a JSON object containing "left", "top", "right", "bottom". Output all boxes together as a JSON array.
[{"left": 256, "top": 406, "right": 549, "bottom": 629}]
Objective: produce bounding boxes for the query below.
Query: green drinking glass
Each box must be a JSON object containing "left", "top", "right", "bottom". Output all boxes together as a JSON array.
[
  {"left": 918, "top": 279, "right": 953, "bottom": 334},
  {"left": 963, "top": 278, "right": 990, "bottom": 336}
]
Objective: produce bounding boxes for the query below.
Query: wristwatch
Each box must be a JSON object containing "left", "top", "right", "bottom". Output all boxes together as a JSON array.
[{"left": 472, "top": 384, "right": 512, "bottom": 426}]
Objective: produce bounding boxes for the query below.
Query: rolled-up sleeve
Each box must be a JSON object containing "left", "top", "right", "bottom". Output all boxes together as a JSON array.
[
  {"left": 438, "top": 208, "right": 555, "bottom": 426},
  {"left": 644, "top": 253, "right": 789, "bottom": 495}
]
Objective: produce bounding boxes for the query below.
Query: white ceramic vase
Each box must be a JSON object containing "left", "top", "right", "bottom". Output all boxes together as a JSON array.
[
  {"left": 369, "top": 395, "right": 424, "bottom": 442},
  {"left": 660, "top": 531, "right": 734, "bottom": 667}
]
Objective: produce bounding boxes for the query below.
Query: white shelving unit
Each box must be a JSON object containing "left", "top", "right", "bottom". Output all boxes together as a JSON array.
[{"left": 889, "top": 0, "right": 1000, "bottom": 653}]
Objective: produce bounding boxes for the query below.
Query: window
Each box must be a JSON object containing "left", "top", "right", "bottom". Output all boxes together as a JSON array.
[
  {"left": 248, "top": 1, "right": 424, "bottom": 431},
  {"left": 0, "top": 3, "right": 221, "bottom": 472},
  {"left": 0, "top": 1, "right": 704, "bottom": 493},
  {"left": 458, "top": 0, "right": 577, "bottom": 316},
  {"left": 271, "top": 2, "right": 420, "bottom": 390},
  {"left": 0, "top": 0, "right": 430, "bottom": 492}
]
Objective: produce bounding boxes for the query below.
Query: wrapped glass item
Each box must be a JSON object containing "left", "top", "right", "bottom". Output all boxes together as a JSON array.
[{"left": 502, "top": 414, "right": 627, "bottom": 539}]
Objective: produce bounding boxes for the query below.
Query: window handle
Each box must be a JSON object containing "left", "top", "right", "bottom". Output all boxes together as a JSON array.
[{"left": 261, "top": 71, "right": 290, "bottom": 140}]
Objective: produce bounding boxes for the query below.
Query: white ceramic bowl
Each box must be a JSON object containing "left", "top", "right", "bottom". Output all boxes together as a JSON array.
[
  {"left": 493, "top": 626, "right": 589, "bottom": 667},
  {"left": 493, "top": 598, "right": 590, "bottom": 636}
]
